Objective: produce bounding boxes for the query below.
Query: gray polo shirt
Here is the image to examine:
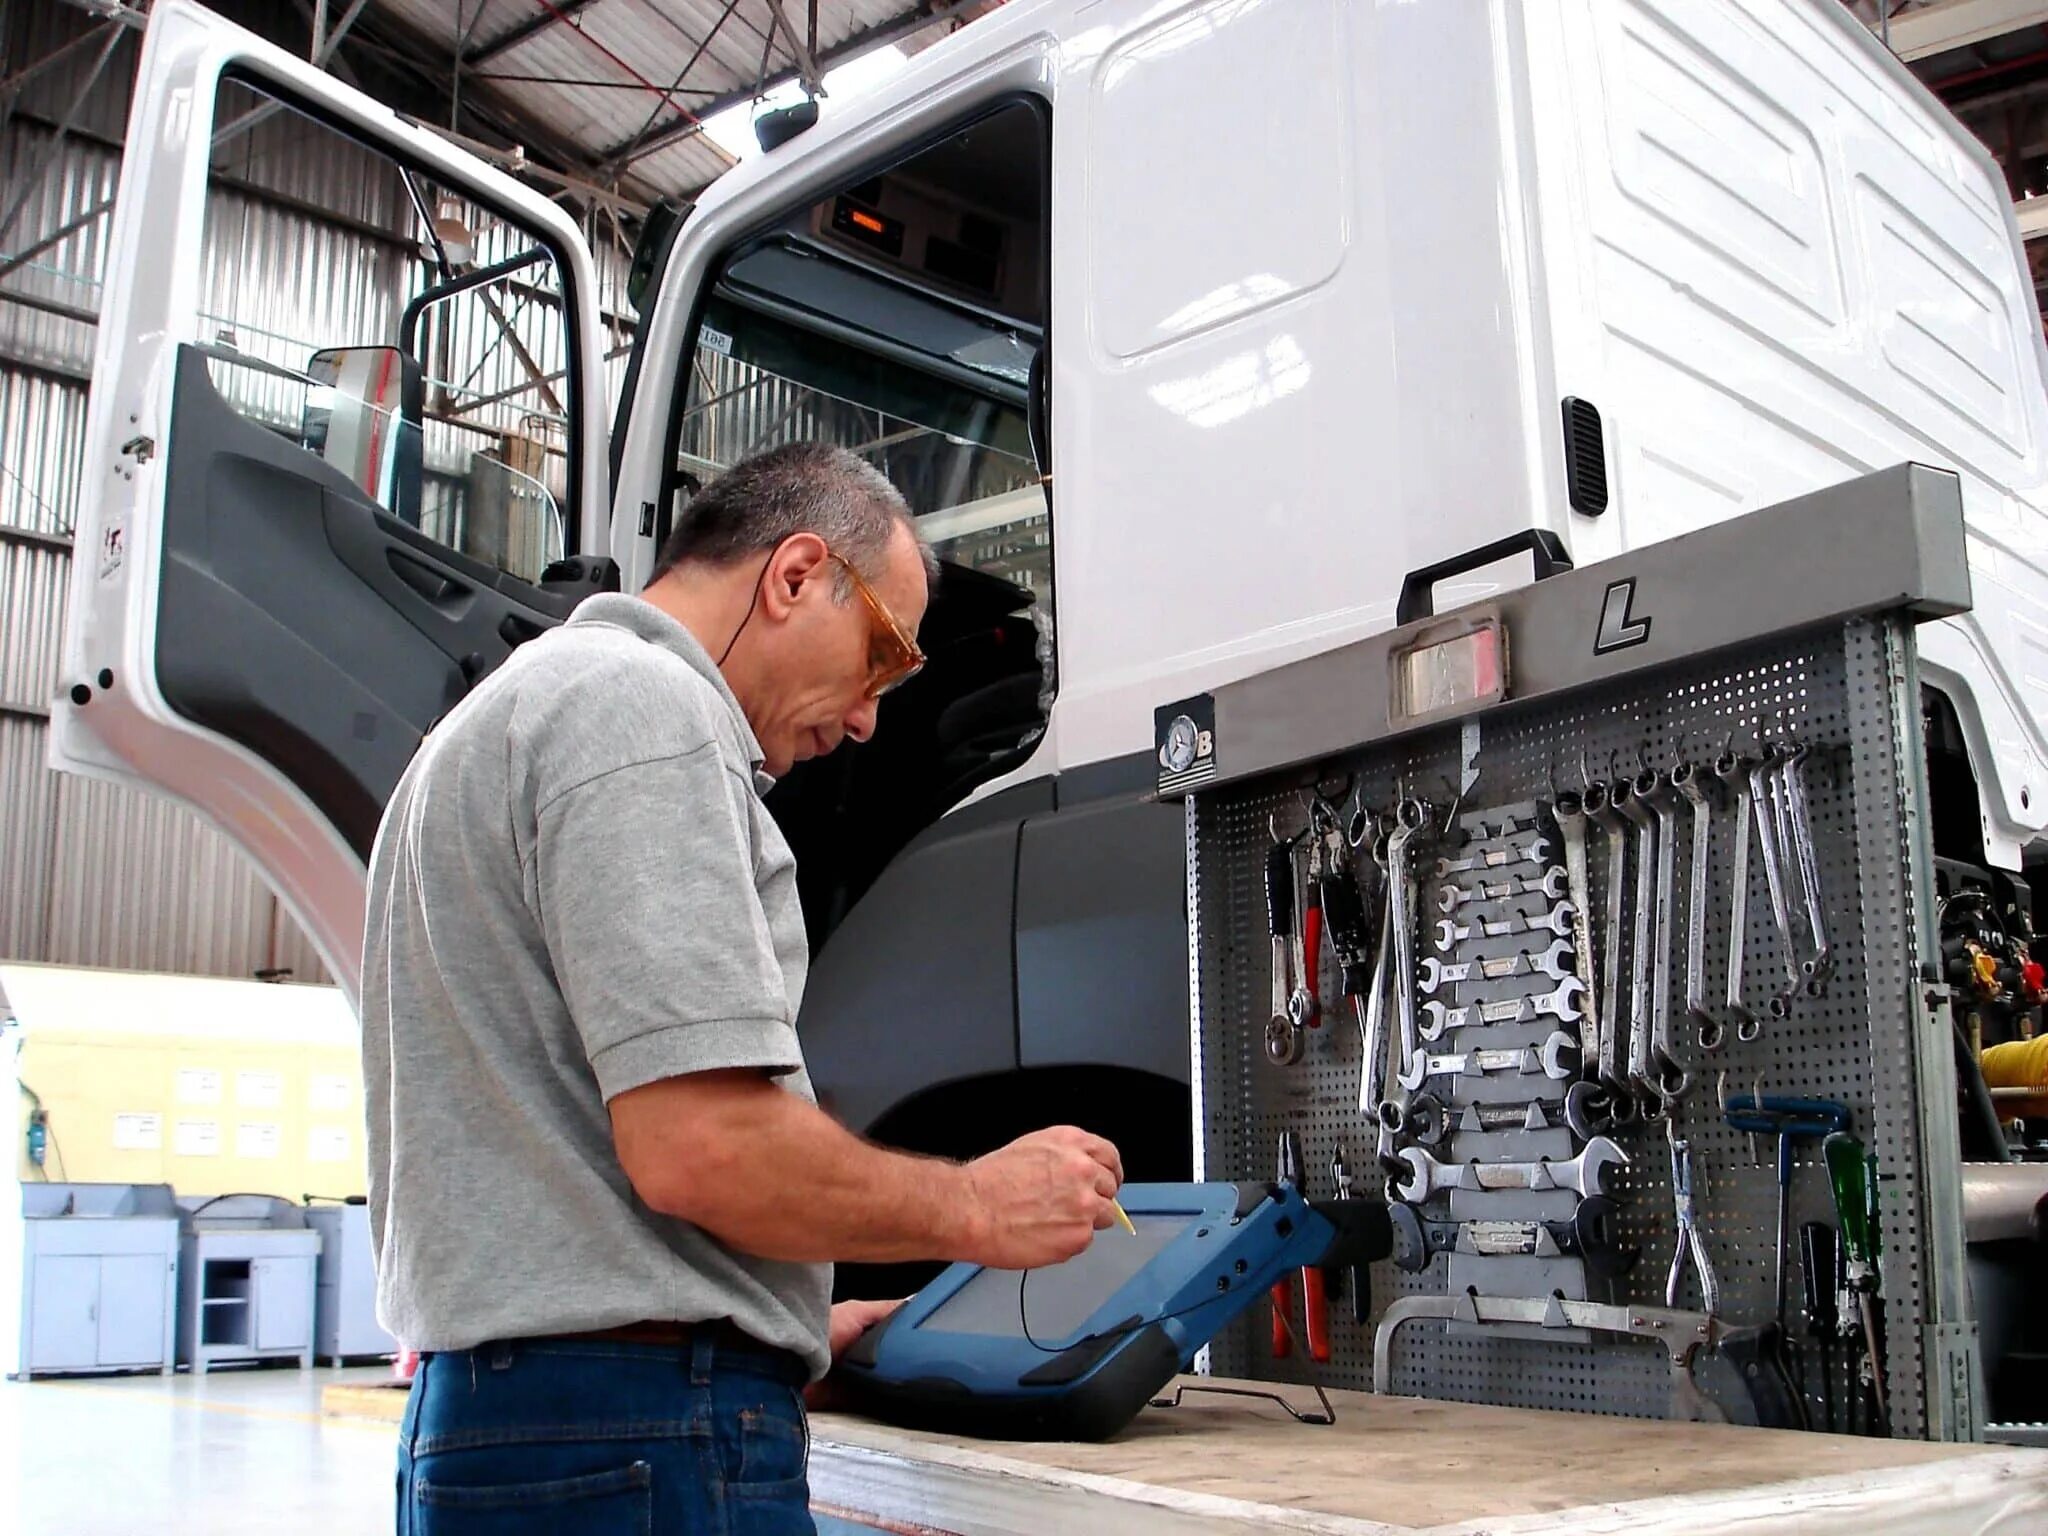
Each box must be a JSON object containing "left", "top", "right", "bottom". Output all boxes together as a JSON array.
[{"left": 359, "top": 592, "right": 830, "bottom": 1377}]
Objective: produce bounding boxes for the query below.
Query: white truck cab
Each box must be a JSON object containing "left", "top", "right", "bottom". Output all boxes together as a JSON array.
[{"left": 50, "top": 0, "right": 2048, "bottom": 1211}]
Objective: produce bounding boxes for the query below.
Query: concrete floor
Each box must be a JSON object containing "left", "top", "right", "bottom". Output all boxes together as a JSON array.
[{"left": 7, "top": 1364, "right": 399, "bottom": 1534}]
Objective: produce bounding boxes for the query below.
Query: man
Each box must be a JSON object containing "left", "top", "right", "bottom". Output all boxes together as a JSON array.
[{"left": 362, "top": 443, "right": 1124, "bottom": 1533}]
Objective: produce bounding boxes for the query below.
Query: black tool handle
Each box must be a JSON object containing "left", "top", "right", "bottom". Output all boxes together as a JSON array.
[
  {"left": 1801, "top": 1222, "right": 1839, "bottom": 1334},
  {"left": 1395, "top": 529, "right": 1574, "bottom": 625},
  {"left": 1266, "top": 844, "right": 1295, "bottom": 940}
]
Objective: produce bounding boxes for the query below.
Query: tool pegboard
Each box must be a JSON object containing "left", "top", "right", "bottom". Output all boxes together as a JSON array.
[{"left": 1187, "top": 614, "right": 1962, "bottom": 1438}]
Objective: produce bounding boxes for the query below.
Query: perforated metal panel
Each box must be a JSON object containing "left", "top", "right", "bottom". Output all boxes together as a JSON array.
[{"left": 1192, "top": 617, "right": 1957, "bottom": 1436}]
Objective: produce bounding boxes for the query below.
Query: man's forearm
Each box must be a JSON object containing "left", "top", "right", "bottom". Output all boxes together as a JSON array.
[{"left": 612, "top": 1072, "right": 984, "bottom": 1263}]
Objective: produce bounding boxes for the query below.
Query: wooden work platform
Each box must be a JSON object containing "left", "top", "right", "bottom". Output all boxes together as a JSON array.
[
  {"left": 328, "top": 1375, "right": 2048, "bottom": 1534},
  {"left": 807, "top": 1377, "right": 2048, "bottom": 1535}
]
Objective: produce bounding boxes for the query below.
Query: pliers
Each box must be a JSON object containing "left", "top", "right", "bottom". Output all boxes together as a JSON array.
[
  {"left": 1665, "top": 1122, "right": 1719, "bottom": 1316},
  {"left": 1270, "top": 1130, "right": 1331, "bottom": 1361}
]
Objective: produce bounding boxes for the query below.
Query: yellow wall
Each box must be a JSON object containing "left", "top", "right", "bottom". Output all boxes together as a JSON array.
[{"left": 4, "top": 963, "right": 366, "bottom": 1199}]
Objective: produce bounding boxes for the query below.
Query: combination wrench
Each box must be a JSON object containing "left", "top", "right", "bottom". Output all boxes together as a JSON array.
[
  {"left": 1748, "top": 753, "right": 1803, "bottom": 1018},
  {"left": 1398, "top": 1030, "right": 1579, "bottom": 1091},
  {"left": 1397, "top": 1134, "right": 1626, "bottom": 1200},
  {"left": 1379, "top": 799, "right": 1431, "bottom": 1184},
  {"left": 1355, "top": 846, "right": 1393, "bottom": 1119},
  {"left": 1264, "top": 838, "right": 1303, "bottom": 1065},
  {"left": 1780, "top": 742, "right": 1833, "bottom": 988},
  {"left": 1672, "top": 764, "right": 1723, "bottom": 1052},
  {"left": 1646, "top": 773, "right": 1691, "bottom": 1108},
  {"left": 1550, "top": 792, "right": 1604, "bottom": 1108},
  {"left": 1612, "top": 775, "right": 1660, "bottom": 1108},
  {"left": 1713, "top": 752, "right": 1763, "bottom": 1043},
  {"left": 1584, "top": 781, "right": 1634, "bottom": 1104}
]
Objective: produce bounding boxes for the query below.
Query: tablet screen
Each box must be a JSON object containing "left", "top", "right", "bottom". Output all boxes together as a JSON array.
[{"left": 916, "top": 1213, "right": 1195, "bottom": 1342}]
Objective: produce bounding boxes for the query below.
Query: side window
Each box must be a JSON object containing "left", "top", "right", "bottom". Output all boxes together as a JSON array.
[
  {"left": 669, "top": 101, "right": 1050, "bottom": 619},
  {"left": 197, "top": 78, "right": 578, "bottom": 585}
]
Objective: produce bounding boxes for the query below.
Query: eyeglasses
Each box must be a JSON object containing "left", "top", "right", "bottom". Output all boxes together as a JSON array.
[{"left": 827, "top": 551, "right": 925, "bottom": 698}]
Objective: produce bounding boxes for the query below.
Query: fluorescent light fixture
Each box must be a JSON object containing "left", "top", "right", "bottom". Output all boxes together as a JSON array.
[{"left": 699, "top": 46, "right": 909, "bottom": 164}]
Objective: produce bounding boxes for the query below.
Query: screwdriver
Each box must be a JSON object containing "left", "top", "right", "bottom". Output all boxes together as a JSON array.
[
  {"left": 1800, "top": 1221, "right": 1838, "bottom": 1433},
  {"left": 1824, "top": 1131, "right": 1890, "bottom": 1435}
]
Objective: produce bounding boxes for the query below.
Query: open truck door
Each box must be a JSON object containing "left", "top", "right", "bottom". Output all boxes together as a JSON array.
[{"left": 50, "top": 1, "right": 610, "bottom": 1000}]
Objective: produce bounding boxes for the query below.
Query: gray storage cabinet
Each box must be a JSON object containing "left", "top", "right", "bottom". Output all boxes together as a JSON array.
[
  {"left": 17, "top": 1183, "right": 181, "bottom": 1379},
  {"left": 175, "top": 1195, "right": 321, "bottom": 1373},
  {"left": 304, "top": 1201, "right": 394, "bottom": 1364}
]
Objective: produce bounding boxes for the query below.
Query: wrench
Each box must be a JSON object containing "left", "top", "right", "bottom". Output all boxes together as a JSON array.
[
  {"left": 1372, "top": 1293, "right": 1727, "bottom": 1424},
  {"left": 1672, "top": 764, "right": 1723, "bottom": 1052},
  {"left": 1436, "top": 905, "right": 1576, "bottom": 948},
  {"left": 1380, "top": 799, "right": 1431, "bottom": 1181},
  {"left": 1612, "top": 776, "right": 1659, "bottom": 1105},
  {"left": 1390, "top": 1195, "right": 1637, "bottom": 1280},
  {"left": 1288, "top": 833, "right": 1322, "bottom": 1030},
  {"left": 1399, "top": 1030, "right": 1579, "bottom": 1090},
  {"left": 1585, "top": 781, "right": 1633, "bottom": 1097},
  {"left": 1265, "top": 840, "right": 1301, "bottom": 1064},
  {"left": 1420, "top": 976, "right": 1586, "bottom": 1035},
  {"left": 1748, "top": 753, "right": 1803, "bottom": 1019},
  {"left": 1551, "top": 792, "right": 1604, "bottom": 1087},
  {"left": 1780, "top": 742, "right": 1833, "bottom": 989},
  {"left": 1436, "top": 836, "right": 1553, "bottom": 877},
  {"left": 1646, "top": 773, "right": 1690, "bottom": 1107},
  {"left": 1713, "top": 752, "right": 1763, "bottom": 1044},
  {"left": 1454, "top": 1099, "right": 1555, "bottom": 1137},
  {"left": 1355, "top": 855, "right": 1393, "bottom": 1117},
  {"left": 1398, "top": 1135, "right": 1626, "bottom": 1200},
  {"left": 1416, "top": 955, "right": 1470, "bottom": 994},
  {"left": 1437, "top": 866, "right": 1569, "bottom": 911}
]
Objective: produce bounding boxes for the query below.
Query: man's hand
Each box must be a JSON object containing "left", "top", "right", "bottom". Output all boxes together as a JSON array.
[
  {"left": 958, "top": 1126, "right": 1125, "bottom": 1270},
  {"left": 829, "top": 1296, "right": 904, "bottom": 1360}
]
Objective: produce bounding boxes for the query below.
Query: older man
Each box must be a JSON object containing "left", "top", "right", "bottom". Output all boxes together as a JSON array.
[{"left": 363, "top": 443, "right": 1123, "bottom": 1534}]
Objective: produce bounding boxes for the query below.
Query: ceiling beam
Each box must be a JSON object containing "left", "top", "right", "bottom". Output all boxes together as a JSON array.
[
  {"left": 463, "top": 0, "right": 605, "bottom": 68},
  {"left": 1885, "top": 0, "right": 2048, "bottom": 62}
]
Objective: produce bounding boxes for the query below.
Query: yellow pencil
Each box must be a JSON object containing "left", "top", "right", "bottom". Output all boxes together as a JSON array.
[{"left": 1112, "top": 1198, "right": 1136, "bottom": 1235}]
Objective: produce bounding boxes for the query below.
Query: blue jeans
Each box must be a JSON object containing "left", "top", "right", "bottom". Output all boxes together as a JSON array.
[{"left": 396, "top": 1334, "right": 814, "bottom": 1535}]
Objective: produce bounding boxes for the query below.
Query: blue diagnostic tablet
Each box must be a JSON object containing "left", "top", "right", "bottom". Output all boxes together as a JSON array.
[{"left": 834, "top": 1181, "right": 1388, "bottom": 1441}]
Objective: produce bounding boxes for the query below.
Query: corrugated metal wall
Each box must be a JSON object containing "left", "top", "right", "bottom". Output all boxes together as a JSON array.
[{"left": 0, "top": 2, "right": 634, "bottom": 985}]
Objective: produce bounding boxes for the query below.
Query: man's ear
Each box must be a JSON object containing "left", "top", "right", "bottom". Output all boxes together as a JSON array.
[{"left": 759, "top": 534, "right": 829, "bottom": 621}]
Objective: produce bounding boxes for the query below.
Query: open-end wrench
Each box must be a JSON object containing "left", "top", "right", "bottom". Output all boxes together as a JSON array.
[
  {"left": 1433, "top": 904, "right": 1575, "bottom": 949},
  {"left": 1398, "top": 1135, "right": 1626, "bottom": 1200},
  {"left": 1780, "top": 742, "right": 1833, "bottom": 989},
  {"left": 1390, "top": 1195, "right": 1637, "bottom": 1280},
  {"left": 1372, "top": 1294, "right": 1727, "bottom": 1423},
  {"left": 1550, "top": 792, "right": 1604, "bottom": 1090},
  {"left": 1436, "top": 836, "right": 1553, "bottom": 877},
  {"left": 1646, "top": 773, "right": 1691, "bottom": 1108},
  {"left": 1399, "top": 1030, "right": 1578, "bottom": 1090},
  {"left": 1420, "top": 976, "right": 1586, "bottom": 1036},
  {"left": 1672, "top": 764, "right": 1723, "bottom": 1052},
  {"left": 1416, "top": 956, "right": 1469, "bottom": 994},
  {"left": 1453, "top": 1098, "right": 1556, "bottom": 1137},
  {"left": 1748, "top": 753, "right": 1803, "bottom": 1019},
  {"left": 1612, "top": 776, "right": 1659, "bottom": 1106},
  {"left": 1437, "top": 866, "right": 1568, "bottom": 911},
  {"left": 1265, "top": 838, "right": 1302, "bottom": 1065},
  {"left": 1713, "top": 752, "right": 1763, "bottom": 1043}
]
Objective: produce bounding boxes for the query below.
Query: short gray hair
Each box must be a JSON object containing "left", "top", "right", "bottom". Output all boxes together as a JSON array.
[{"left": 647, "top": 441, "right": 938, "bottom": 591}]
